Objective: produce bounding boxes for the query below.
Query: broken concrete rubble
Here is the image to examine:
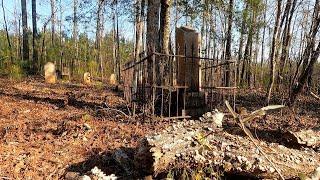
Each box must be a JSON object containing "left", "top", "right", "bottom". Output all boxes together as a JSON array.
[
  {"left": 134, "top": 120, "right": 320, "bottom": 179},
  {"left": 199, "top": 109, "right": 225, "bottom": 127}
]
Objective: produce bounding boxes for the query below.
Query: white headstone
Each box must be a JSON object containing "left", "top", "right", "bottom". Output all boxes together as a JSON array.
[
  {"left": 109, "top": 74, "right": 117, "bottom": 85},
  {"left": 44, "top": 62, "right": 56, "bottom": 84},
  {"left": 83, "top": 72, "right": 91, "bottom": 85}
]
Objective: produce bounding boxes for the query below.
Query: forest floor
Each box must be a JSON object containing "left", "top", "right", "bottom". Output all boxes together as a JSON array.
[{"left": 0, "top": 77, "right": 319, "bottom": 179}]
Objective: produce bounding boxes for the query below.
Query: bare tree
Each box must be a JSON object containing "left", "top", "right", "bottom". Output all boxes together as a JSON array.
[
  {"left": 146, "top": 0, "right": 160, "bottom": 84},
  {"left": 260, "top": 0, "right": 267, "bottom": 85},
  {"left": 224, "top": 0, "right": 233, "bottom": 87},
  {"left": 32, "top": 0, "right": 39, "bottom": 74},
  {"left": 289, "top": 0, "right": 320, "bottom": 105},
  {"left": 159, "top": 0, "right": 171, "bottom": 55},
  {"left": 51, "top": 0, "right": 56, "bottom": 45},
  {"left": 239, "top": 3, "right": 248, "bottom": 86},
  {"left": 21, "top": 0, "right": 29, "bottom": 62},
  {"left": 277, "top": 0, "right": 297, "bottom": 88},
  {"left": 133, "top": 0, "right": 145, "bottom": 90},
  {"left": 159, "top": 0, "right": 172, "bottom": 85},
  {"left": 1, "top": 0, "right": 13, "bottom": 63},
  {"left": 266, "top": 0, "right": 282, "bottom": 104},
  {"left": 72, "top": 0, "right": 79, "bottom": 75},
  {"left": 96, "top": 0, "right": 106, "bottom": 79}
]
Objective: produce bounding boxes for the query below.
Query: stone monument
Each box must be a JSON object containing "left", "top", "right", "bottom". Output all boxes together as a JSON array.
[
  {"left": 175, "top": 26, "right": 201, "bottom": 92},
  {"left": 44, "top": 62, "right": 56, "bottom": 84},
  {"left": 83, "top": 72, "right": 91, "bottom": 85}
]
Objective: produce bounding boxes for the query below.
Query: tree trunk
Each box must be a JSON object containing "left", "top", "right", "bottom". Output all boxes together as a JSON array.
[
  {"left": 51, "top": 0, "right": 56, "bottom": 45},
  {"left": 239, "top": 4, "right": 247, "bottom": 86},
  {"left": 266, "top": 0, "right": 282, "bottom": 104},
  {"left": 289, "top": 0, "right": 320, "bottom": 106},
  {"left": 72, "top": 0, "right": 79, "bottom": 76},
  {"left": 112, "top": 1, "right": 116, "bottom": 75},
  {"left": 159, "top": 0, "right": 171, "bottom": 55},
  {"left": 32, "top": 0, "right": 38, "bottom": 74},
  {"left": 1, "top": 0, "right": 13, "bottom": 63},
  {"left": 116, "top": 0, "right": 121, "bottom": 82},
  {"left": 159, "top": 0, "right": 172, "bottom": 85},
  {"left": 290, "top": 42, "right": 320, "bottom": 106},
  {"left": 133, "top": 0, "right": 145, "bottom": 94},
  {"left": 260, "top": 0, "right": 267, "bottom": 87},
  {"left": 146, "top": 0, "right": 160, "bottom": 85},
  {"left": 96, "top": 0, "right": 105, "bottom": 79},
  {"left": 13, "top": 0, "right": 20, "bottom": 60},
  {"left": 224, "top": 0, "right": 233, "bottom": 87},
  {"left": 21, "top": 0, "right": 29, "bottom": 63},
  {"left": 277, "top": 0, "right": 297, "bottom": 89}
]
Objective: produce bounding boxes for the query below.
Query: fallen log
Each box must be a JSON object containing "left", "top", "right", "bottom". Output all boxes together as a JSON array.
[{"left": 134, "top": 120, "right": 320, "bottom": 179}]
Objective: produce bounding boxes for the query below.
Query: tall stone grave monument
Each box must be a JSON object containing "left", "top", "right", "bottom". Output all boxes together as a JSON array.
[{"left": 175, "top": 26, "right": 201, "bottom": 92}]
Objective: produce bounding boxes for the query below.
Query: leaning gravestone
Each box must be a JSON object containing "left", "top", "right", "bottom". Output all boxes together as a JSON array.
[
  {"left": 83, "top": 72, "right": 91, "bottom": 85},
  {"left": 44, "top": 62, "right": 56, "bottom": 84}
]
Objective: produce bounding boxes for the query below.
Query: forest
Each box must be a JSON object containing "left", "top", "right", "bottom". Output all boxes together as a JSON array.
[{"left": 0, "top": 0, "right": 320, "bottom": 179}]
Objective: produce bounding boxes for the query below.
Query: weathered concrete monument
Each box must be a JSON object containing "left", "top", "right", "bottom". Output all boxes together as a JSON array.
[
  {"left": 44, "top": 62, "right": 56, "bottom": 84},
  {"left": 175, "top": 26, "right": 201, "bottom": 92},
  {"left": 175, "top": 26, "right": 205, "bottom": 116},
  {"left": 109, "top": 74, "right": 117, "bottom": 85}
]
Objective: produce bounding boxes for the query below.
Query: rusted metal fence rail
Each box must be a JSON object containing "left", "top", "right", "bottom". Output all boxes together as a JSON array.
[{"left": 122, "top": 51, "right": 237, "bottom": 119}]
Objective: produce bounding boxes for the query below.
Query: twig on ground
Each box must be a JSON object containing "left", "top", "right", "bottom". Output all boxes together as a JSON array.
[
  {"left": 101, "top": 103, "right": 132, "bottom": 119},
  {"left": 310, "top": 91, "right": 320, "bottom": 101}
]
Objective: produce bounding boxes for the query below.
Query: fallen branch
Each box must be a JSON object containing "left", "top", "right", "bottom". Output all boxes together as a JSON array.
[
  {"left": 225, "top": 101, "right": 285, "bottom": 180},
  {"left": 100, "top": 103, "right": 132, "bottom": 119}
]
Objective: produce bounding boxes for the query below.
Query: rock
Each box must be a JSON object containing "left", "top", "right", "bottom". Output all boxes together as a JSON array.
[
  {"left": 310, "top": 167, "right": 320, "bottom": 180},
  {"left": 44, "top": 62, "right": 56, "bottom": 84},
  {"left": 200, "top": 109, "right": 224, "bottom": 127},
  {"left": 65, "top": 172, "right": 80, "bottom": 180},
  {"left": 83, "top": 123, "right": 92, "bottom": 131},
  {"left": 109, "top": 74, "right": 117, "bottom": 85},
  {"left": 83, "top": 136, "right": 88, "bottom": 141},
  {"left": 83, "top": 72, "right": 91, "bottom": 85},
  {"left": 80, "top": 175, "right": 91, "bottom": 180},
  {"left": 211, "top": 109, "right": 224, "bottom": 127},
  {"left": 91, "top": 166, "right": 118, "bottom": 180}
]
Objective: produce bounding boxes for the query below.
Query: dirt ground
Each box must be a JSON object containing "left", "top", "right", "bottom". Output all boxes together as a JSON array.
[
  {"left": 0, "top": 77, "right": 319, "bottom": 179},
  {"left": 0, "top": 77, "right": 169, "bottom": 179}
]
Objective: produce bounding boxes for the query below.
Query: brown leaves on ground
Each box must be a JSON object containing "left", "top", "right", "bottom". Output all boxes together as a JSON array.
[{"left": 0, "top": 77, "right": 167, "bottom": 179}]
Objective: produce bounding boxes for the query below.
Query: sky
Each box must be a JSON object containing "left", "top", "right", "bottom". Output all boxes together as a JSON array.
[{"left": 0, "top": 0, "right": 135, "bottom": 40}]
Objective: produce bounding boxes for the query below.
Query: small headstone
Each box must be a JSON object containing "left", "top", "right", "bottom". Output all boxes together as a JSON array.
[
  {"left": 109, "top": 74, "right": 117, "bottom": 85},
  {"left": 44, "top": 62, "right": 56, "bottom": 84},
  {"left": 83, "top": 72, "right": 91, "bottom": 85},
  {"left": 56, "top": 70, "right": 62, "bottom": 79}
]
